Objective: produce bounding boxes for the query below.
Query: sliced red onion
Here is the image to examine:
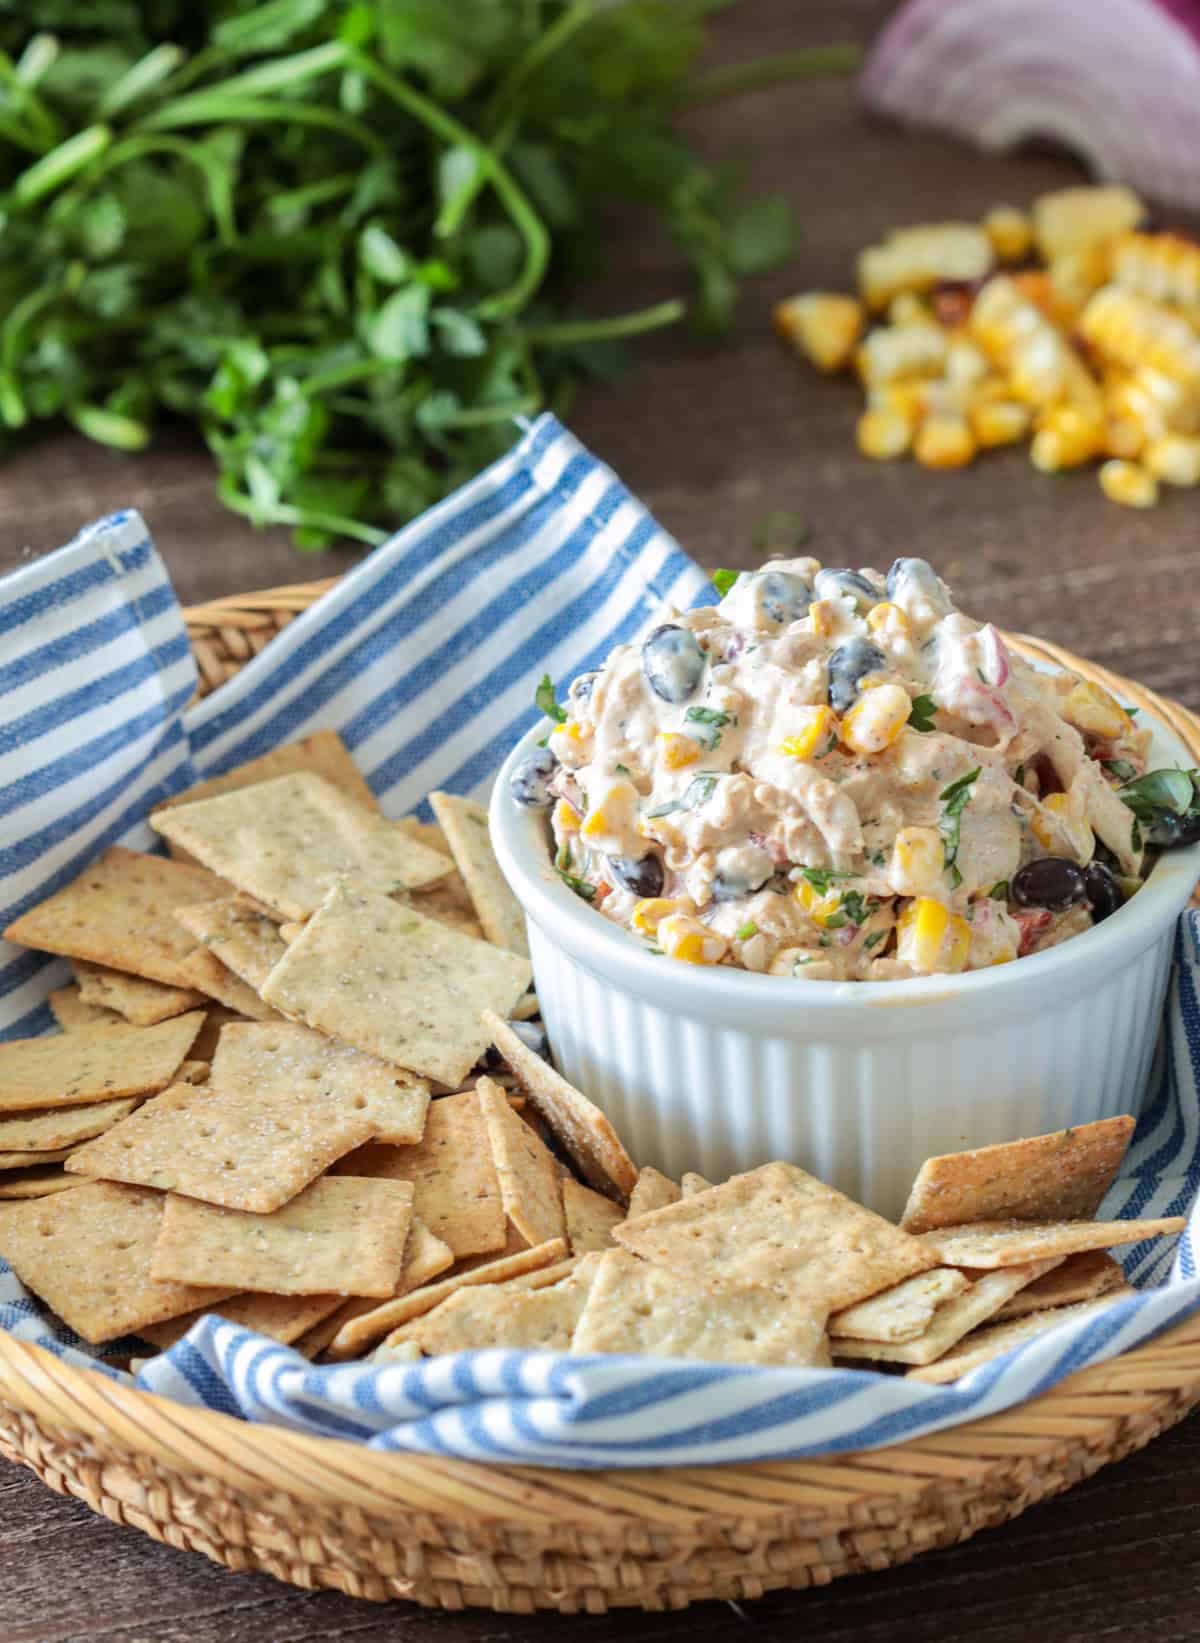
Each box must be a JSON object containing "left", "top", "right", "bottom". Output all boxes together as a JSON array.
[
  {"left": 980, "top": 624, "right": 1009, "bottom": 689},
  {"left": 861, "top": 0, "right": 1200, "bottom": 209}
]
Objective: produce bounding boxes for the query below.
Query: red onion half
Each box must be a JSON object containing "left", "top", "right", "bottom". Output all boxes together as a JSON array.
[{"left": 861, "top": 0, "right": 1200, "bottom": 209}]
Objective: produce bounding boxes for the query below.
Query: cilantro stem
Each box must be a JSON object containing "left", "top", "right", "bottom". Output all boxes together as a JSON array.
[
  {"left": 677, "top": 44, "right": 864, "bottom": 108},
  {"left": 90, "top": 134, "right": 238, "bottom": 244},
  {"left": 217, "top": 476, "right": 388, "bottom": 547},
  {"left": 521, "top": 299, "right": 687, "bottom": 345},
  {"left": 11, "top": 125, "right": 112, "bottom": 204},
  {"left": 140, "top": 94, "right": 390, "bottom": 158},
  {"left": 485, "top": 1, "right": 596, "bottom": 128}
]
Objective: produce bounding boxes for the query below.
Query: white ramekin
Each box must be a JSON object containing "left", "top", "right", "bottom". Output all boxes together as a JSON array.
[{"left": 490, "top": 702, "right": 1200, "bottom": 1219}]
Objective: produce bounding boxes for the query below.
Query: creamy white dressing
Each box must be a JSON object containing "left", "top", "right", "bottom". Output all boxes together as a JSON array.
[{"left": 545, "top": 558, "right": 1149, "bottom": 980}]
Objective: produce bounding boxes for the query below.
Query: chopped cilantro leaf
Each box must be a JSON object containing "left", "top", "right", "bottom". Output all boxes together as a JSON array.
[
  {"left": 712, "top": 568, "right": 740, "bottom": 598},
  {"left": 646, "top": 773, "right": 718, "bottom": 819},
  {"left": 989, "top": 880, "right": 1010, "bottom": 900},
  {"left": 863, "top": 929, "right": 887, "bottom": 951},
  {"left": 799, "top": 866, "right": 856, "bottom": 895},
  {"left": 535, "top": 674, "right": 566, "bottom": 724},
  {"left": 822, "top": 912, "right": 847, "bottom": 930},
  {"left": 735, "top": 921, "right": 758, "bottom": 941},
  {"left": 1124, "top": 706, "right": 1139, "bottom": 719},
  {"left": 615, "top": 763, "right": 632, "bottom": 777},
  {"left": 907, "top": 693, "right": 937, "bottom": 733},
  {"left": 1013, "top": 763, "right": 1026, "bottom": 788},
  {"left": 1102, "top": 759, "right": 1136, "bottom": 783},
  {"left": 556, "top": 866, "right": 596, "bottom": 902},
  {"left": 938, "top": 766, "right": 981, "bottom": 886},
  {"left": 684, "top": 704, "right": 734, "bottom": 750},
  {"left": 841, "top": 890, "right": 873, "bottom": 925},
  {"left": 1118, "top": 767, "right": 1197, "bottom": 821}
]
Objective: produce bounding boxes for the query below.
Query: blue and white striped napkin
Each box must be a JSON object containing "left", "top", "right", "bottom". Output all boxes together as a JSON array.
[{"left": 2, "top": 413, "right": 1199, "bottom": 1466}]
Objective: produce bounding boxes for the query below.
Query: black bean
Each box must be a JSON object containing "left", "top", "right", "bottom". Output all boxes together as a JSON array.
[
  {"left": 756, "top": 570, "right": 812, "bottom": 624},
  {"left": 1012, "top": 857, "right": 1087, "bottom": 912},
  {"left": 642, "top": 624, "right": 705, "bottom": 704},
  {"left": 608, "top": 853, "right": 664, "bottom": 898},
  {"left": 509, "top": 745, "right": 558, "bottom": 808},
  {"left": 1142, "top": 810, "right": 1200, "bottom": 848},
  {"left": 569, "top": 671, "right": 598, "bottom": 704},
  {"left": 886, "top": 557, "right": 941, "bottom": 600},
  {"left": 814, "top": 568, "right": 880, "bottom": 611},
  {"left": 827, "top": 637, "right": 886, "bottom": 713},
  {"left": 1083, "top": 861, "right": 1125, "bottom": 922}
]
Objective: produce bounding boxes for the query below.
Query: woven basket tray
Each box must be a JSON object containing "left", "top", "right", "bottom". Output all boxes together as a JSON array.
[{"left": 1, "top": 580, "right": 1199, "bottom": 1614}]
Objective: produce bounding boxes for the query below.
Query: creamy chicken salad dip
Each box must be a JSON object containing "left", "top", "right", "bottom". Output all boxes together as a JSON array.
[{"left": 509, "top": 558, "right": 1200, "bottom": 980}]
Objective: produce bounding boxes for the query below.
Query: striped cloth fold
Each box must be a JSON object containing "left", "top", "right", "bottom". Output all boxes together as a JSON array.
[{"left": 2, "top": 413, "right": 1199, "bottom": 1463}]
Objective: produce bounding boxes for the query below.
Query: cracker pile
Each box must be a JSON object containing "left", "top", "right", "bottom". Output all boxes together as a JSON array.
[{"left": 0, "top": 732, "right": 1184, "bottom": 1382}]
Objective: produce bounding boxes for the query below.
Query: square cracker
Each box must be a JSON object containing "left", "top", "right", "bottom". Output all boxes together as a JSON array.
[
  {"left": 73, "top": 960, "right": 207, "bottom": 1026},
  {"left": 563, "top": 1176, "right": 626, "bottom": 1253},
  {"left": 67, "top": 1079, "right": 374, "bottom": 1214},
  {"left": 153, "top": 730, "right": 378, "bottom": 824},
  {"left": 477, "top": 1075, "right": 566, "bottom": 1248},
  {"left": 331, "top": 1088, "right": 506, "bottom": 1258},
  {"left": 913, "top": 1216, "right": 1185, "bottom": 1268},
  {"left": 312, "top": 1218, "right": 456, "bottom": 1360},
  {"left": 0, "top": 1013, "right": 203, "bottom": 1113},
  {"left": 0, "top": 1169, "right": 82, "bottom": 1199},
  {"left": 151, "top": 1177, "right": 414, "bottom": 1298},
  {"left": 829, "top": 1269, "right": 970, "bottom": 1343},
  {"left": 571, "top": 1250, "right": 830, "bottom": 1367},
  {"left": 174, "top": 947, "right": 282, "bottom": 1021},
  {"left": 483, "top": 1010, "right": 637, "bottom": 1199},
  {"left": 614, "top": 1162, "right": 937, "bottom": 1312},
  {"left": 907, "top": 1291, "right": 1137, "bottom": 1383},
  {"left": 3, "top": 848, "right": 230, "bottom": 989},
  {"left": 150, "top": 772, "right": 453, "bottom": 921},
  {"left": 211, "top": 1021, "right": 429, "bottom": 1148},
  {"left": 991, "top": 1250, "right": 1126, "bottom": 1321},
  {"left": 0, "top": 1097, "right": 138, "bottom": 1154},
  {"left": 174, "top": 899, "right": 288, "bottom": 993},
  {"left": 326, "top": 1237, "right": 568, "bottom": 1359},
  {"left": 626, "top": 1166, "right": 681, "bottom": 1219},
  {"left": 0, "top": 1146, "right": 73, "bottom": 1169},
  {"left": 900, "top": 1117, "right": 1136, "bottom": 1233},
  {"left": 410, "top": 1254, "right": 602, "bottom": 1356},
  {"left": 834, "top": 1260, "right": 1061, "bottom": 1365},
  {"left": 0, "top": 1181, "right": 235, "bottom": 1343},
  {"left": 137, "top": 1291, "right": 346, "bottom": 1352},
  {"left": 48, "top": 986, "right": 121, "bottom": 1031},
  {"left": 262, "top": 884, "right": 530, "bottom": 1086},
  {"left": 429, "top": 792, "right": 527, "bottom": 954}
]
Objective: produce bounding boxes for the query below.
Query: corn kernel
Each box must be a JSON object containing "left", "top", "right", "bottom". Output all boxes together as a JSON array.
[
  {"left": 580, "top": 808, "right": 608, "bottom": 839},
  {"left": 913, "top": 412, "right": 976, "bottom": 469},
  {"left": 658, "top": 912, "right": 726, "bottom": 965},
  {"left": 809, "top": 598, "right": 838, "bottom": 637},
  {"left": 1032, "top": 185, "right": 1145, "bottom": 262},
  {"left": 632, "top": 897, "right": 692, "bottom": 935},
  {"left": 795, "top": 878, "right": 845, "bottom": 929},
  {"left": 841, "top": 683, "right": 912, "bottom": 754},
  {"left": 946, "top": 338, "right": 991, "bottom": 388},
  {"left": 895, "top": 896, "right": 971, "bottom": 974},
  {"left": 1111, "top": 231, "right": 1200, "bottom": 308},
  {"left": 866, "top": 601, "right": 911, "bottom": 638},
  {"left": 773, "top": 291, "right": 865, "bottom": 373},
  {"left": 869, "top": 381, "right": 926, "bottom": 426},
  {"left": 887, "top": 291, "right": 936, "bottom": 327},
  {"left": 856, "top": 324, "right": 949, "bottom": 386},
  {"left": 983, "top": 204, "right": 1033, "bottom": 263},
  {"left": 1105, "top": 412, "right": 1145, "bottom": 460},
  {"left": 1062, "top": 679, "right": 1130, "bottom": 741},
  {"left": 553, "top": 798, "right": 580, "bottom": 834},
  {"left": 657, "top": 731, "right": 700, "bottom": 770},
  {"left": 856, "top": 406, "right": 911, "bottom": 460},
  {"left": 1144, "top": 434, "right": 1200, "bottom": 486},
  {"left": 970, "top": 398, "right": 1031, "bottom": 447},
  {"left": 1032, "top": 791, "right": 1095, "bottom": 858},
  {"left": 1099, "top": 458, "right": 1158, "bottom": 508},
  {"left": 1030, "top": 403, "right": 1106, "bottom": 471},
  {"left": 858, "top": 222, "right": 993, "bottom": 311},
  {"left": 889, "top": 826, "right": 945, "bottom": 896},
  {"left": 778, "top": 705, "right": 841, "bottom": 762},
  {"left": 1080, "top": 286, "right": 1200, "bottom": 387}
]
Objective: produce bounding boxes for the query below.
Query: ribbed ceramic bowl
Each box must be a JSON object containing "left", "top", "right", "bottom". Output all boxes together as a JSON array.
[{"left": 491, "top": 647, "right": 1200, "bottom": 1219}]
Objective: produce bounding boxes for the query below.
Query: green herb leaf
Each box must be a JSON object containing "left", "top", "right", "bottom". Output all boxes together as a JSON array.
[
  {"left": 535, "top": 673, "right": 566, "bottom": 724},
  {"left": 1102, "top": 759, "right": 1137, "bottom": 783},
  {"left": 938, "top": 766, "right": 981, "bottom": 883},
  {"left": 734, "top": 921, "right": 757, "bottom": 941},
  {"left": 840, "top": 890, "right": 872, "bottom": 925},
  {"left": 989, "top": 880, "right": 1010, "bottom": 901},
  {"left": 712, "top": 567, "right": 739, "bottom": 598},
  {"left": 907, "top": 693, "right": 937, "bottom": 733},
  {"left": 684, "top": 704, "right": 733, "bottom": 750},
  {"left": 556, "top": 866, "right": 595, "bottom": 902},
  {"left": 799, "top": 866, "right": 855, "bottom": 895},
  {"left": 862, "top": 929, "right": 886, "bottom": 951},
  {"left": 1118, "top": 768, "right": 1197, "bottom": 821},
  {"left": 647, "top": 772, "right": 718, "bottom": 818}
]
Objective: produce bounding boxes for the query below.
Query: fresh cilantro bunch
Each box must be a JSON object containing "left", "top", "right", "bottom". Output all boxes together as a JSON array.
[{"left": 0, "top": 1, "right": 854, "bottom": 548}]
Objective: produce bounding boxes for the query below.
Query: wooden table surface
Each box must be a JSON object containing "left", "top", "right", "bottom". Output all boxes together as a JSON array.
[{"left": 3, "top": 2, "right": 1200, "bottom": 1638}]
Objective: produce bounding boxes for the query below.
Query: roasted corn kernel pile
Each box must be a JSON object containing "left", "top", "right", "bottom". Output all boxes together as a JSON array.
[{"left": 774, "top": 185, "right": 1200, "bottom": 509}]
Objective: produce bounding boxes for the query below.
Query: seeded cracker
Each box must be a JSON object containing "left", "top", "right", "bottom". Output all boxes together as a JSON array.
[
  {"left": 73, "top": 960, "right": 207, "bottom": 1026},
  {"left": 991, "top": 1250, "right": 1126, "bottom": 1321},
  {"left": 900, "top": 1116, "right": 1137, "bottom": 1233},
  {"left": 913, "top": 1216, "right": 1186, "bottom": 1268},
  {"left": 907, "top": 1290, "right": 1137, "bottom": 1383},
  {"left": 409, "top": 1253, "right": 603, "bottom": 1355},
  {"left": 562, "top": 1176, "right": 626, "bottom": 1253},
  {"left": 153, "top": 730, "right": 378, "bottom": 826},
  {"left": 0, "top": 1097, "right": 138, "bottom": 1153},
  {"left": 0, "top": 1013, "right": 203, "bottom": 1113},
  {"left": 477, "top": 1075, "right": 566, "bottom": 1247},
  {"left": 483, "top": 1009, "right": 637, "bottom": 1199},
  {"left": 0, "top": 1169, "right": 81, "bottom": 1199},
  {"left": 174, "top": 899, "right": 288, "bottom": 992},
  {"left": 211, "top": 1021, "right": 429, "bottom": 1147},
  {"left": 137, "top": 1292, "right": 346, "bottom": 1352},
  {"left": 834, "top": 1259, "right": 1062, "bottom": 1365},
  {"left": 67, "top": 1079, "right": 374, "bottom": 1213},
  {"left": 174, "top": 946, "right": 283, "bottom": 1020},
  {"left": 572, "top": 1250, "right": 830, "bottom": 1366},
  {"left": 626, "top": 1166, "right": 681, "bottom": 1218},
  {"left": 327, "top": 1237, "right": 569, "bottom": 1359},
  {"left": 311, "top": 1218, "right": 456, "bottom": 1359},
  {"left": 429, "top": 792, "right": 528, "bottom": 954},
  {"left": 0, "top": 1146, "right": 73, "bottom": 1169},
  {"left": 614, "top": 1161, "right": 937, "bottom": 1310},
  {"left": 150, "top": 772, "right": 453, "bottom": 921},
  {"left": 3, "top": 848, "right": 231, "bottom": 989},
  {"left": 331, "top": 1088, "right": 506, "bottom": 1258},
  {"left": 48, "top": 986, "right": 121, "bottom": 1031},
  {"left": 151, "top": 1177, "right": 415, "bottom": 1298},
  {"left": 829, "top": 1269, "right": 972, "bottom": 1342},
  {"left": 0, "top": 1181, "right": 236, "bottom": 1343},
  {"left": 262, "top": 884, "right": 531, "bottom": 1086}
]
